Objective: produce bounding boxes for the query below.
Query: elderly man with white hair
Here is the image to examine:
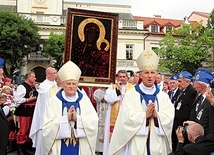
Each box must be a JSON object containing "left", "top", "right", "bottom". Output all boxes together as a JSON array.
[
  {"left": 189, "top": 69, "right": 214, "bottom": 135},
  {"left": 42, "top": 61, "right": 98, "bottom": 155}
]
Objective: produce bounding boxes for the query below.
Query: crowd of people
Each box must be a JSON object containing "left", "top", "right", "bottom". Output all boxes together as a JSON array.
[{"left": 0, "top": 49, "right": 214, "bottom": 155}]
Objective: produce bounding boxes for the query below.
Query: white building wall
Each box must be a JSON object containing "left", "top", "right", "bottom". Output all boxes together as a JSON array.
[
  {"left": 0, "top": 0, "right": 16, "bottom": 5},
  {"left": 137, "top": 21, "right": 144, "bottom": 30},
  {"left": 47, "top": 0, "right": 63, "bottom": 25},
  {"left": 63, "top": 2, "right": 131, "bottom": 14},
  {"left": 47, "top": 0, "right": 62, "bottom": 14},
  {"left": 117, "top": 33, "right": 145, "bottom": 72},
  {"left": 17, "top": 0, "right": 32, "bottom": 13},
  {"left": 134, "top": 43, "right": 144, "bottom": 58},
  {"left": 145, "top": 36, "right": 161, "bottom": 50}
]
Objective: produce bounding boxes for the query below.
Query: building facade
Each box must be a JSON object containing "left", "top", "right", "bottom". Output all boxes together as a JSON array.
[
  {"left": 188, "top": 11, "right": 210, "bottom": 27},
  {"left": 0, "top": 0, "right": 208, "bottom": 83},
  {"left": 0, "top": 0, "right": 148, "bottom": 82}
]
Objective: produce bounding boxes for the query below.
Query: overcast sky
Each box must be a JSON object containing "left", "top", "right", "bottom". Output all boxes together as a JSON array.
[{"left": 70, "top": 0, "right": 213, "bottom": 19}]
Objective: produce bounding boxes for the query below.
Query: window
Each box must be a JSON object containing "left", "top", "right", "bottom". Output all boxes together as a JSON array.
[
  {"left": 151, "top": 24, "right": 158, "bottom": 32},
  {"left": 36, "top": 12, "right": 44, "bottom": 22},
  {"left": 152, "top": 47, "right": 158, "bottom": 51},
  {"left": 126, "top": 44, "right": 133, "bottom": 60},
  {"left": 166, "top": 25, "right": 172, "bottom": 31}
]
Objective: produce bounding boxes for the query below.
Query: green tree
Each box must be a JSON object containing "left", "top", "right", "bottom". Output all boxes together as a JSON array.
[
  {"left": 207, "top": 9, "right": 214, "bottom": 29},
  {"left": 44, "top": 32, "right": 65, "bottom": 70},
  {"left": 0, "top": 11, "right": 40, "bottom": 77},
  {"left": 206, "top": 9, "right": 214, "bottom": 69},
  {"left": 158, "top": 22, "right": 212, "bottom": 74}
]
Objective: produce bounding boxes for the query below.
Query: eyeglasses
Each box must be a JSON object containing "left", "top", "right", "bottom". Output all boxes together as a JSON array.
[{"left": 49, "top": 72, "right": 57, "bottom": 75}]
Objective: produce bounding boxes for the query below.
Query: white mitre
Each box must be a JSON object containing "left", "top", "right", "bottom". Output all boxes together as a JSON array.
[
  {"left": 57, "top": 61, "right": 82, "bottom": 82},
  {"left": 136, "top": 49, "right": 159, "bottom": 70}
]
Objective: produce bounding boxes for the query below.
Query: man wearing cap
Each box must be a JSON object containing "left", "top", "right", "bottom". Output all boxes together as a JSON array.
[
  {"left": 189, "top": 69, "right": 213, "bottom": 121},
  {"left": 168, "top": 74, "right": 182, "bottom": 104},
  {"left": 103, "top": 70, "right": 134, "bottom": 155},
  {"left": 172, "top": 71, "right": 197, "bottom": 150},
  {"left": 42, "top": 61, "right": 98, "bottom": 155},
  {"left": 108, "top": 50, "right": 174, "bottom": 155},
  {"left": 189, "top": 69, "right": 214, "bottom": 135},
  {"left": 172, "top": 71, "right": 197, "bottom": 152},
  {"left": 0, "top": 58, "right": 10, "bottom": 155}
]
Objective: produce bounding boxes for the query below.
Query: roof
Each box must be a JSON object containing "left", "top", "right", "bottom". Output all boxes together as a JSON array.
[
  {"left": 135, "top": 16, "right": 200, "bottom": 29},
  {"left": 189, "top": 21, "right": 200, "bottom": 28},
  {"left": 188, "top": 11, "right": 211, "bottom": 19},
  {"left": 119, "top": 13, "right": 134, "bottom": 20},
  {"left": 0, "top": 5, "right": 16, "bottom": 12},
  {"left": 134, "top": 16, "right": 183, "bottom": 28}
]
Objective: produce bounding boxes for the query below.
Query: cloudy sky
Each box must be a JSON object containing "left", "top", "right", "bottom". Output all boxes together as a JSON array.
[{"left": 69, "top": 0, "right": 213, "bottom": 19}]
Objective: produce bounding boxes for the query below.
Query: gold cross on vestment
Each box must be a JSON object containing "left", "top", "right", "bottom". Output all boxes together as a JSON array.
[
  {"left": 144, "top": 51, "right": 153, "bottom": 59},
  {"left": 64, "top": 128, "right": 77, "bottom": 147}
]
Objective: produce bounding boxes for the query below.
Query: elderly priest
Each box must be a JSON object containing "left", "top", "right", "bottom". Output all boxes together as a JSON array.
[{"left": 42, "top": 61, "right": 98, "bottom": 155}]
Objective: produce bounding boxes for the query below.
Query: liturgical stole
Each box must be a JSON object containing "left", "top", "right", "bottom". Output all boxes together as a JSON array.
[{"left": 109, "top": 83, "right": 134, "bottom": 141}]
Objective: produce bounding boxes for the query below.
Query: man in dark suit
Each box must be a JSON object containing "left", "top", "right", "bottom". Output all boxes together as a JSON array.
[
  {"left": 190, "top": 69, "right": 214, "bottom": 135},
  {"left": 168, "top": 74, "right": 182, "bottom": 104},
  {"left": 0, "top": 59, "right": 10, "bottom": 155},
  {"left": 175, "top": 123, "right": 214, "bottom": 155},
  {"left": 189, "top": 93, "right": 202, "bottom": 121},
  {"left": 172, "top": 71, "right": 197, "bottom": 152}
]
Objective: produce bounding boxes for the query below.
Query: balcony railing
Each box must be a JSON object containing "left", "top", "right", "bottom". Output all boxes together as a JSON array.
[
  {"left": 122, "top": 20, "right": 137, "bottom": 29},
  {"left": 19, "top": 13, "right": 139, "bottom": 29},
  {"left": 28, "top": 52, "right": 50, "bottom": 60},
  {"left": 19, "top": 13, "right": 66, "bottom": 25},
  {"left": 117, "top": 60, "right": 134, "bottom": 67}
]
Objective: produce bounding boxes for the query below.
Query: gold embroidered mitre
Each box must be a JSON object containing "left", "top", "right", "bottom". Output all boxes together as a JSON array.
[{"left": 136, "top": 50, "right": 159, "bottom": 71}]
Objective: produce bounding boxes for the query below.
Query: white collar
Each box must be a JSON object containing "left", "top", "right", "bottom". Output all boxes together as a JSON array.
[
  {"left": 139, "top": 83, "right": 156, "bottom": 95},
  {"left": 62, "top": 90, "right": 78, "bottom": 102}
]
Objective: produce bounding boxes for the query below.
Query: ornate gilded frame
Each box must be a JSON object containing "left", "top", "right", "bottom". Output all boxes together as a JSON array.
[{"left": 64, "top": 8, "right": 119, "bottom": 84}]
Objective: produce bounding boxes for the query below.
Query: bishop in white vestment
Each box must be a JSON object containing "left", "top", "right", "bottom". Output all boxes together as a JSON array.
[
  {"left": 108, "top": 49, "right": 174, "bottom": 155},
  {"left": 42, "top": 61, "right": 98, "bottom": 155}
]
